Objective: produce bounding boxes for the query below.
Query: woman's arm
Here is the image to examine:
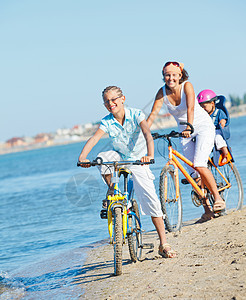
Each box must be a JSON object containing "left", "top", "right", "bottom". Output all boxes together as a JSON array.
[
  {"left": 146, "top": 88, "right": 164, "bottom": 127},
  {"left": 78, "top": 128, "right": 105, "bottom": 167},
  {"left": 183, "top": 82, "right": 195, "bottom": 138},
  {"left": 140, "top": 119, "right": 154, "bottom": 162}
]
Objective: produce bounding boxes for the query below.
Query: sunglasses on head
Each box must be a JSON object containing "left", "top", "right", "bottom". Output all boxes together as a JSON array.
[{"left": 164, "top": 61, "right": 181, "bottom": 68}]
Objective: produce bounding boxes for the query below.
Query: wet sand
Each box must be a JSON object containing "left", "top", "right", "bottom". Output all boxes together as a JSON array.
[{"left": 74, "top": 207, "right": 246, "bottom": 299}]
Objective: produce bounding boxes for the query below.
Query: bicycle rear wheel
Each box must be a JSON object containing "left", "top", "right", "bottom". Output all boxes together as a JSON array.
[
  {"left": 127, "top": 199, "right": 142, "bottom": 262},
  {"left": 209, "top": 161, "right": 244, "bottom": 212},
  {"left": 159, "top": 165, "right": 182, "bottom": 232},
  {"left": 113, "top": 207, "right": 123, "bottom": 276}
]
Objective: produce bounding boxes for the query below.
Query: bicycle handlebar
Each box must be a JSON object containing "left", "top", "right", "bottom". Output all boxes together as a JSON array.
[
  {"left": 152, "top": 122, "right": 194, "bottom": 140},
  {"left": 77, "top": 157, "right": 155, "bottom": 167}
]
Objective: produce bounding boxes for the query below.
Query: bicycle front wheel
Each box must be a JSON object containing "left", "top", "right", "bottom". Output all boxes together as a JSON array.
[
  {"left": 127, "top": 199, "right": 142, "bottom": 262},
  {"left": 209, "top": 162, "right": 244, "bottom": 212},
  {"left": 113, "top": 207, "right": 123, "bottom": 276},
  {"left": 159, "top": 165, "right": 182, "bottom": 232}
]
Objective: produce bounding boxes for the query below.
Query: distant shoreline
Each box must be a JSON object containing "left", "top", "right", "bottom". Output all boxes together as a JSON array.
[{"left": 1, "top": 110, "right": 246, "bottom": 156}]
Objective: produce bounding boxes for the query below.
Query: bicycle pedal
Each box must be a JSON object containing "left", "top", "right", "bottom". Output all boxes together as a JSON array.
[
  {"left": 181, "top": 178, "right": 189, "bottom": 185},
  {"left": 100, "top": 209, "right": 107, "bottom": 219},
  {"left": 140, "top": 243, "right": 154, "bottom": 249}
]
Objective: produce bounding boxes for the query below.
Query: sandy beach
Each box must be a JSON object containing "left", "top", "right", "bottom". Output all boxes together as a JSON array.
[{"left": 74, "top": 207, "right": 246, "bottom": 299}]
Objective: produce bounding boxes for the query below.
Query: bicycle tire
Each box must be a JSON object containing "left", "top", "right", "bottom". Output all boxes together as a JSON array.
[
  {"left": 209, "top": 161, "right": 244, "bottom": 212},
  {"left": 127, "top": 199, "right": 142, "bottom": 262},
  {"left": 159, "top": 165, "right": 183, "bottom": 232},
  {"left": 114, "top": 207, "right": 123, "bottom": 276}
]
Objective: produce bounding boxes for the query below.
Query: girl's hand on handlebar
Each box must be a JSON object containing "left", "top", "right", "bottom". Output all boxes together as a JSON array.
[
  {"left": 140, "top": 155, "right": 154, "bottom": 163},
  {"left": 181, "top": 129, "right": 191, "bottom": 138},
  {"left": 78, "top": 158, "right": 91, "bottom": 168}
]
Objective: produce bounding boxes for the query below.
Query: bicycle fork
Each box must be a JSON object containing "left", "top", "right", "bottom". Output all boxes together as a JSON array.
[{"left": 107, "top": 184, "right": 128, "bottom": 244}]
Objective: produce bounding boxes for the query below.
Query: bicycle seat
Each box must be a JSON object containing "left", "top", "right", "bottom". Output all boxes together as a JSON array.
[
  {"left": 212, "top": 95, "right": 234, "bottom": 165},
  {"left": 215, "top": 95, "right": 230, "bottom": 140},
  {"left": 118, "top": 167, "right": 132, "bottom": 177}
]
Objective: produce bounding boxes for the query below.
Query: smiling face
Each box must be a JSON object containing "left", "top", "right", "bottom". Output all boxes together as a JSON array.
[
  {"left": 163, "top": 71, "right": 182, "bottom": 88},
  {"left": 103, "top": 89, "right": 125, "bottom": 115}
]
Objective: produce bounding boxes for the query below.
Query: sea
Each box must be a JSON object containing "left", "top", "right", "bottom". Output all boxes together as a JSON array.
[{"left": 1, "top": 115, "right": 246, "bottom": 299}]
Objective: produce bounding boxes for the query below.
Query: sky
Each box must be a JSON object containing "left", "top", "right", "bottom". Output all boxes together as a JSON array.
[{"left": 1, "top": 0, "right": 246, "bottom": 142}]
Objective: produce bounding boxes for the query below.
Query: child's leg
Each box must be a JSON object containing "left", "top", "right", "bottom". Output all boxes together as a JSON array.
[
  {"left": 97, "top": 151, "right": 122, "bottom": 206},
  {"left": 220, "top": 146, "right": 229, "bottom": 163},
  {"left": 130, "top": 165, "right": 163, "bottom": 217},
  {"left": 215, "top": 131, "right": 228, "bottom": 163},
  {"left": 130, "top": 165, "right": 176, "bottom": 257},
  {"left": 97, "top": 150, "right": 122, "bottom": 187}
]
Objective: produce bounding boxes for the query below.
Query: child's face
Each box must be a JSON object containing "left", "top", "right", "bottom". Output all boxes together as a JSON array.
[
  {"left": 200, "top": 101, "right": 215, "bottom": 115},
  {"left": 103, "top": 90, "right": 125, "bottom": 115}
]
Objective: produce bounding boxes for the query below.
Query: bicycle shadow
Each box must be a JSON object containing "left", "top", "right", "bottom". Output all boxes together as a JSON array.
[{"left": 72, "top": 258, "right": 133, "bottom": 285}]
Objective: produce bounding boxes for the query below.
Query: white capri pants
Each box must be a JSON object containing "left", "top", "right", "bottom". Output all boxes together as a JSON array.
[
  {"left": 180, "top": 123, "right": 215, "bottom": 176},
  {"left": 97, "top": 150, "right": 163, "bottom": 217},
  {"left": 215, "top": 129, "right": 227, "bottom": 150}
]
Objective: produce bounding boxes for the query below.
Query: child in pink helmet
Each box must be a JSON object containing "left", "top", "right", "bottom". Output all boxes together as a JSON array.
[{"left": 197, "top": 89, "right": 229, "bottom": 164}]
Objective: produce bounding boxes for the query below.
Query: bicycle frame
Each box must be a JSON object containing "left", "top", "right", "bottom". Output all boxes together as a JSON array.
[
  {"left": 207, "top": 158, "right": 232, "bottom": 193},
  {"left": 106, "top": 163, "right": 142, "bottom": 244},
  {"left": 167, "top": 146, "right": 232, "bottom": 201}
]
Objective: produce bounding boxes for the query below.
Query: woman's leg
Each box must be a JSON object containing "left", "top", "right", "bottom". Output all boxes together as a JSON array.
[{"left": 196, "top": 166, "right": 225, "bottom": 211}]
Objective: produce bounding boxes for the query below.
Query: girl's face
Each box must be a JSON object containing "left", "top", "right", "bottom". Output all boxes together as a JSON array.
[
  {"left": 103, "top": 90, "right": 125, "bottom": 115},
  {"left": 164, "top": 71, "right": 181, "bottom": 88},
  {"left": 200, "top": 101, "right": 215, "bottom": 115}
]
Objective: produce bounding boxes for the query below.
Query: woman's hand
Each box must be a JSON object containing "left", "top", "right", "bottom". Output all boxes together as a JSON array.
[
  {"left": 181, "top": 128, "right": 191, "bottom": 138},
  {"left": 140, "top": 155, "right": 154, "bottom": 163}
]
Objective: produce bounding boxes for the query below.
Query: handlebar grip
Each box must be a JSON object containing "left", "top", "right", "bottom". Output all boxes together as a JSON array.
[
  {"left": 151, "top": 132, "right": 159, "bottom": 140},
  {"left": 77, "top": 156, "right": 103, "bottom": 167},
  {"left": 134, "top": 159, "right": 155, "bottom": 165},
  {"left": 77, "top": 161, "right": 91, "bottom": 167}
]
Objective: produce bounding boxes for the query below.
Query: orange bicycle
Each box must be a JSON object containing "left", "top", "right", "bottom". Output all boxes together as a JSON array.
[{"left": 152, "top": 122, "right": 244, "bottom": 232}]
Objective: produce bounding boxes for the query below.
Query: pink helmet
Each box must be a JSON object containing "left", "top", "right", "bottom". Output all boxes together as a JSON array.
[{"left": 197, "top": 89, "right": 217, "bottom": 104}]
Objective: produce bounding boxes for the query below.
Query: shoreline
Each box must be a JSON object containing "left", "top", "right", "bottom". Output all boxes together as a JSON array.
[
  {"left": 1, "top": 208, "right": 245, "bottom": 299},
  {"left": 74, "top": 207, "right": 246, "bottom": 299},
  {"left": 1, "top": 112, "right": 246, "bottom": 156}
]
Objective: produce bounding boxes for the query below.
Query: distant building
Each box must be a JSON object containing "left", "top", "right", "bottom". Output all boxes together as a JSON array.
[
  {"left": 6, "top": 137, "right": 27, "bottom": 148},
  {"left": 34, "top": 133, "right": 51, "bottom": 144}
]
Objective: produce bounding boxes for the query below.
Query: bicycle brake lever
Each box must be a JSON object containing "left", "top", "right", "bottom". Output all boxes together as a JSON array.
[
  {"left": 94, "top": 157, "right": 103, "bottom": 165},
  {"left": 180, "top": 122, "right": 194, "bottom": 134}
]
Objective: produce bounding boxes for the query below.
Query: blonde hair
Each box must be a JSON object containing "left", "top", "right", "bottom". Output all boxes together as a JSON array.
[{"left": 102, "top": 86, "right": 123, "bottom": 99}]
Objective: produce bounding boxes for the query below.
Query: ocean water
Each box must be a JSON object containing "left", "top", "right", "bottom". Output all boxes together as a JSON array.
[{"left": 0, "top": 116, "right": 245, "bottom": 299}]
